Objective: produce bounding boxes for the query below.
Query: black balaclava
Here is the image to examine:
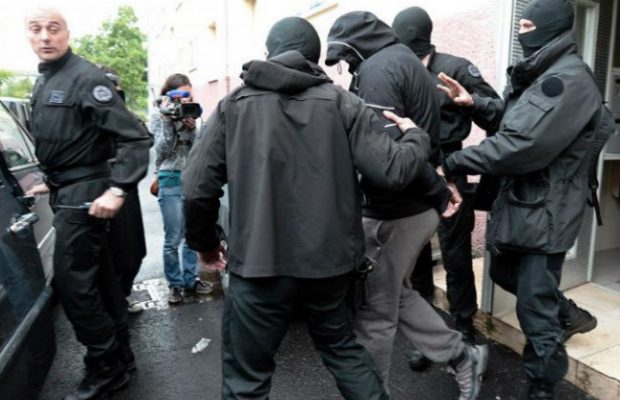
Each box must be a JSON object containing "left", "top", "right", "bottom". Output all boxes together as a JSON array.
[
  {"left": 266, "top": 17, "right": 321, "bottom": 63},
  {"left": 519, "top": 0, "right": 574, "bottom": 58},
  {"left": 392, "top": 6, "right": 433, "bottom": 59}
]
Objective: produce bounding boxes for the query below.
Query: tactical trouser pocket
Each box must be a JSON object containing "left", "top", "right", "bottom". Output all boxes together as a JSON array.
[{"left": 490, "top": 179, "right": 550, "bottom": 252}]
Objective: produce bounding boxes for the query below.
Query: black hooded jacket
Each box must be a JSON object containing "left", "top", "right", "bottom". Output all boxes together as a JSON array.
[
  {"left": 444, "top": 32, "right": 601, "bottom": 253},
  {"left": 326, "top": 11, "right": 449, "bottom": 220},
  {"left": 183, "top": 51, "right": 432, "bottom": 279}
]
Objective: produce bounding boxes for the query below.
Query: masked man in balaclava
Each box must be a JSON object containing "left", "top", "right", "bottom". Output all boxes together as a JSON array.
[
  {"left": 184, "top": 16, "right": 436, "bottom": 400},
  {"left": 438, "top": 1, "right": 598, "bottom": 398},
  {"left": 326, "top": 11, "right": 488, "bottom": 400},
  {"left": 391, "top": 5, "right": 501, "bottom": 372}
]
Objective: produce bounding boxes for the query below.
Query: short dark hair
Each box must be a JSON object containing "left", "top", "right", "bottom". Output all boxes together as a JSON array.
[{"left": 160, "top": 73, "right": 192, "bottom": 95}]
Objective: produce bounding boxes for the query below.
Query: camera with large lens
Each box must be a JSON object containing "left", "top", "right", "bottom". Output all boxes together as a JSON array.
[{"left": 159, "top": 89, "right": 202, "bottom": 121}]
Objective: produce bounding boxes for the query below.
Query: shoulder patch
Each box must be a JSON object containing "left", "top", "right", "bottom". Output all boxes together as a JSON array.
[
  {"left": 467, "top": 64, "right": 481, "bottom": 78},
  {"left": 541, "top": 77, "right": 563, "bottom": 97},
  {"left": 92, "top": 85, "right": 114, "bottom": 103}
]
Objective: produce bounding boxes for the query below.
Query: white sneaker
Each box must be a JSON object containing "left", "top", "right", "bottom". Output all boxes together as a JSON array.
[
  {"left": 450, "top": 344, "right": 489, "bottom": 400},
  {"left": 127, "top": 298, "right": 143, "bottom": 314}
]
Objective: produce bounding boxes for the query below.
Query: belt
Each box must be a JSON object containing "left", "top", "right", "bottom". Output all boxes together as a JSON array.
[{"left": 44, "top": 162, "right": 110, "bottom": 188}]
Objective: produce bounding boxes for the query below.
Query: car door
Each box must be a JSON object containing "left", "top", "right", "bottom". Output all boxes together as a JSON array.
[
  {"left": 0, "top": 102, "right": 54, "bottom": 281},
  {"left": 0, "top": 102, "right": 55, "bottom": 399}
]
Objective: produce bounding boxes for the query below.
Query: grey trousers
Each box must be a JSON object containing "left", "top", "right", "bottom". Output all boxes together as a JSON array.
[{"left": 355, "top": 209, "right": 464, "bottom": 382}]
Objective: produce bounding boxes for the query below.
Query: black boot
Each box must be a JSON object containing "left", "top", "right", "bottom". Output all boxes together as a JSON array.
[
  {"left": 62, "top": 351, "right": 129, "bottom": 400},
  {"left": 559, "top": 298, "right": 597, "bottom": 342},
  {"left": 527, "top": 381, "right": 555, "bottom": 399},
  {"left": 407, "top": 349, "right": 431, "bottom": 371}
]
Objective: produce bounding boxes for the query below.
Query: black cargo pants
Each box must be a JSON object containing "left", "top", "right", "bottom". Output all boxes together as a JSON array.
[
  {"left": 437, "top": 178, "right": 477, "bottom": 321},
  {"left": 489, "top": 250, "right": 568, "bottom": 385},
  {"left": 108, "top": 186, "right": 146, "bottom": 296},
  {"left": 51, "top": 177, "right": 128, "bottom": 359},
  {"left": 222, "top": 272, "right": 389, "bottom": 400}
]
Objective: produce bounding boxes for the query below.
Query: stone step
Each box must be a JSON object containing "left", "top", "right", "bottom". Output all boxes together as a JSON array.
[{"left": 432, "top": 259, "right": 620, "bottom": 400}]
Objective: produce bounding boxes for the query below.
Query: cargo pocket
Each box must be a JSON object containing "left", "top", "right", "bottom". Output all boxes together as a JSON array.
[
  {"left": 492, "top": 179, "right": 550, "bottom": 252},
  {"left": 36, "top": 98, "right": 76, "bottom": 142}
]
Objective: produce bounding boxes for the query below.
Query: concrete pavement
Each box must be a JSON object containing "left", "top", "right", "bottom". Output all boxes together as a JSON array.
[
  {"left": 38, "top": 153, "right": 594, "bottom": 400},
  {"left": 40, "top": 296, "right": 594, "bottom": 400}
]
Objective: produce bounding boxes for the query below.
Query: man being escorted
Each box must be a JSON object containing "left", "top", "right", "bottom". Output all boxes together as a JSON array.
[
  {"left": 184, "top": 16, "right": 431, "bottom": 400},
  {"left": 25, "top": 7, "right": 151, "bottom": 400},
  {"left": 325, "top": 12, "right": 487, "bottom": 399},
  {"left": 439, "top": 0, "right": 598, "bottom": 398}
]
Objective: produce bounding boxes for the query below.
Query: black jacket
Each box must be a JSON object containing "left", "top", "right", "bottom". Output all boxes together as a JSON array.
[
  {"left": 425, "top": 47, "right": 500, "bottom": 153},
  {"left": 326, "top": 12, "right": 449, "bottom": 219},
  {"left": 444, "top": 32, "right": 601, "bottom": 253},
  {"left": 30, "top": 49, "right": 150, "bottom": 190},
  {"left": 183, "top": 51, "right": 431, "bottom": 279}
]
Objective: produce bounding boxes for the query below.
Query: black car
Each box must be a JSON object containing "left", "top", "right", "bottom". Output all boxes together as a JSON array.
[
  {"left": 0, "top": 100, "right": 56, "bottom": 399},
  {"left": 0, "top": 97, "right": 32, "bottom": 133}
]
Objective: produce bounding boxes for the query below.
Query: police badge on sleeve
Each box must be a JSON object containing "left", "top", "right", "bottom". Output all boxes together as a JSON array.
[
  {"left": 92, "top": 85, "right": 114, "bottom": 103},
  {"left": 467, "top": 64, "right": 482, "bottom": 78}
]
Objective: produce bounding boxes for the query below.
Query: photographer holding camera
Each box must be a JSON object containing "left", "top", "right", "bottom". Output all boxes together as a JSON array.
[{"left": 150, "top": 73, "right": 212, "bottom": 304}]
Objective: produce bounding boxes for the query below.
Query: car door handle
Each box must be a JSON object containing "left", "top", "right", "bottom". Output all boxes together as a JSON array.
[{"left": 8, "top": 212, "right": 39, "bottom": 234}]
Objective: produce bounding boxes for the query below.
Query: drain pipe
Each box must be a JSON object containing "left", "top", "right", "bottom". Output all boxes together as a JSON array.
[{"left": 224, "top": 0, "right": 230, "bottom": 94}]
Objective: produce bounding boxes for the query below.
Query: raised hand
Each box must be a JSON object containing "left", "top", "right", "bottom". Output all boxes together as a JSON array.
[{"left": 437, "top": 72, "right": 474, "bottom": 107}]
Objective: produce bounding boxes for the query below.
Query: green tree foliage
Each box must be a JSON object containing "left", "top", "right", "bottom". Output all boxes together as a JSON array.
[
  {"left": 0, "top": 70, "right": 34, "bottom": 99},
  {"left": 73, "top": 6, "right": 147, "bottom": 113},
  {"left": 0, "top": 70, "right": 14, "bottom": 86}
]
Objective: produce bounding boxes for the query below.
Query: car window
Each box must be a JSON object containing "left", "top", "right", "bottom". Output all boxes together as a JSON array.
[
  {"left": 0, "top": 106, "right": 36, "bottom": 169},
  {"left": 0, "top": 170, "right": 45, "bottom": 352}
]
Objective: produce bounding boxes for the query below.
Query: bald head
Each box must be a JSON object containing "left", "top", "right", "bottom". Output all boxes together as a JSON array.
[
  {"left": 24, "top": 6, "right": 68, "bottom": 28},
  {"left": 25, "top": 6, "right": 70, "bottom": 63}
]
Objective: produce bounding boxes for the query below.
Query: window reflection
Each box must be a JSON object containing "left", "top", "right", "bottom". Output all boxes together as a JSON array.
[{"left": 0, "top": 107, "right": 35, "bottom": 169}]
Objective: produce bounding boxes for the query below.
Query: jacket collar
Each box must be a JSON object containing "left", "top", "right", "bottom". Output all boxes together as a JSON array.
[
  {"left": 425, "top": 45, "right": 438, "bottom": 71},
  {"left": 509, "top": 31, "right": 577, "bottom": 92},
  {"left": 38, "top": 47, "right": 73, "bottom": 76}
]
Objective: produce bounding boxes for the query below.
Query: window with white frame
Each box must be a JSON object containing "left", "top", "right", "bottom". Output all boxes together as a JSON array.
[{"left": 574, "top": 0, "right": 600, "bottom": 69}]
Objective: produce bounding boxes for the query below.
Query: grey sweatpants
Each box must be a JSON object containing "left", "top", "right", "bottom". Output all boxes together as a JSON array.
[{"left": 354, "top": 209, "right": 464, "bottom": 382}]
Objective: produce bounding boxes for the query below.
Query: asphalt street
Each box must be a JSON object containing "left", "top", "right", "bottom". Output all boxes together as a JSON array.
[{"left": 38, "top": 153, "right": 594, "bottom": 400}]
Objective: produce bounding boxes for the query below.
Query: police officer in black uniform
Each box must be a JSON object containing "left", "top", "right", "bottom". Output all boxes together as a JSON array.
[
  {"left": 25, "top": 7, "right": 150, "bottom": 400},
  {"left": 392, "top": 6, "right": 501, "bottom": 370},
  {"left": 438, "top": 1, "right": 598, "bottom": 397}
]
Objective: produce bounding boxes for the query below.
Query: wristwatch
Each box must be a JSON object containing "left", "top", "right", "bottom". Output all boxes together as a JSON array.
[{"left": 109, "top": 186, "right": 127, "bottom": 198}]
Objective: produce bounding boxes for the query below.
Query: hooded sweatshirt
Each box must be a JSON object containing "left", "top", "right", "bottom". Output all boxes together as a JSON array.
[
  {"left": 183, "top": 50, "right": 432, "bottom": 278},
  {"left": 326, "top": 11, "right": 449, "bottom": 220}
]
